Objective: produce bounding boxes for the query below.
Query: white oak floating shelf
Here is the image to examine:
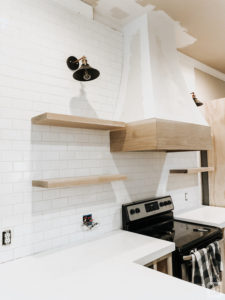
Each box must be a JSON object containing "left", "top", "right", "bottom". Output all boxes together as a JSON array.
[
  {"left": 32, "top": 174, "right": 127, "bottom": 188},
  {"left": 169, "top": 167, "right": 214, "bottom": 174},
  {"left": 32, "top": 113, "right": 126, "bottom": 131}
]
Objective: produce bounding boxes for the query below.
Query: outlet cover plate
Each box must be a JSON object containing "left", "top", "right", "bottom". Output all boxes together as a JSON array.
[
  {"left": 2, "top": 230, "right": 11, "bottom": 246},
  {"left": 83, "top": 214, "right": 93, "bottom": 226}
]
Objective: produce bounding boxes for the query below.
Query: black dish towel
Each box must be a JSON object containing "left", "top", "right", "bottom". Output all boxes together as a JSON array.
[{"left": 191, "top": 241, "right": 223, "bottom": 289}]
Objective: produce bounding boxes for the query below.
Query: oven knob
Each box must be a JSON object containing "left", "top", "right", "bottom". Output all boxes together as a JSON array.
[
  {"left": 164, "top": 201, "right": 168, "bottom": 205},
  {"left": 135, "top": 208, "right": 140, "bottom": 213},
  {"left": 160, "top": 202, "right": 164, "bottom": 207},
  {"left": 130, "top": 209, "right": 135, "bottom": 215}
]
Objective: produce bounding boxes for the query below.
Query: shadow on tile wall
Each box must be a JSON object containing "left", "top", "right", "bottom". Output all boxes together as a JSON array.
[
  {"left": 70, "top": 83, "right": 98, "bottom": 118},
  {"left": 111, "top": 151, "right": 167, "bottom": 202}
]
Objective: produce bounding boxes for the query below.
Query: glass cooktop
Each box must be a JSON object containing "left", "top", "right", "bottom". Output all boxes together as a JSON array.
[{"left": 135, "top": 220, "right": 222, "bottom": 253}]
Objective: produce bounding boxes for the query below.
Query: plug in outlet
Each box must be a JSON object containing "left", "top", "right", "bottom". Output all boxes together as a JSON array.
[
  {"left": 2, "top": 230, "right": 11, "bottom": 246},
  {"left": 83, "top": 214, "right": 93, "bottom": 227},
  {"left": 82, "top": 214, "right": 99, "bottom": 230},
  {"left": 185, "top": 192, "right": 188, "bottom": 202}
]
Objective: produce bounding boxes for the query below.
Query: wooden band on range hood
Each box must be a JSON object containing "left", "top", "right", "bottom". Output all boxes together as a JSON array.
[{"left": 110, "top": 118, "right": 212, "bottom": 152}]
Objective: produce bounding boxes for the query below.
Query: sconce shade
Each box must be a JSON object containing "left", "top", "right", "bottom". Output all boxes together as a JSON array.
[
  {"left": 194, "top": 98, "right": 203, "bottom": 106},
  {"left": 73, "top": 63, "right": 100, "bottom": 82}
]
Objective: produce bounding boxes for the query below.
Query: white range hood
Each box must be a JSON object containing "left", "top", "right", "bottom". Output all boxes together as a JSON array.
[
  {"left": 114, "top": 9, "right": 207, "bottom": 126},
  {"left": 111, "top": 10, "right": 211, "bottom": 152}
]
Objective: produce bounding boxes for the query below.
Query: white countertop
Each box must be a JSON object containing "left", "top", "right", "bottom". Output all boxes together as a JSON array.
[
  {"left": 0, "top": 230, "right": 224, "bottom": 300},
  {"left": 175, "top": 205, "right": 225, "bottom": 228}
]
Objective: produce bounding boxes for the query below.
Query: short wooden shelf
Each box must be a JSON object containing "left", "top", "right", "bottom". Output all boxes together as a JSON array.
[
  {"left": 169, "top": 167, "right": 214, "bottom": 174},
  {"left": 32, "top": 174, "right": 127, "bottom": 188},
  {"left": 32, "top": 113, "right": 126, "bottom": 131}
]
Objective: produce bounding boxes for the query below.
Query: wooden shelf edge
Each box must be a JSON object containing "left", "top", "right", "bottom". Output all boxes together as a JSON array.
[
  {"left": 31, "top": 113, "right": 126, "bottom": 131},
  {"left": 32, "top": 174, "right": 127, "bottom": 188},
  {"left": 170, "top": 167, "right": 214, "bottom": 174}
]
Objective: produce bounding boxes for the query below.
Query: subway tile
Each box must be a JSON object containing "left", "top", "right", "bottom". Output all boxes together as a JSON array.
[{"left": 0, "top": 0, "right": 201, "bottom": 264}]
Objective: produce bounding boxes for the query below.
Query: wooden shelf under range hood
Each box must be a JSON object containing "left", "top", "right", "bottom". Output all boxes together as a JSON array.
[
  {"left": 110, "top": 118, "right": 212, "bottom": 152},
  {"left": 32, "top": 113, "right": 126, "bottom": 131},
  {"left": 170, "top": 167, "right": 214, "bottom": 174},
  {"left": 32, "top": 174, "right": 127, "bottom": 188}
]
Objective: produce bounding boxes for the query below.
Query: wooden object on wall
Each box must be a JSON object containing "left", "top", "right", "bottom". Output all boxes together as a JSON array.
[
  {"left": 110, "top": 118, "right": 212, "bottom": 152},
  {"left": 32, "top": 174, "right": 127, "bottom": 188},
  {"left": 170, "top": 167, "right": 214, "bottom": 174},
  {"left": 32, "top": 113, "right": 126, "bottom": 131},
  {"left": 204, "top": 98, "right": 225, "bottom": 207}
]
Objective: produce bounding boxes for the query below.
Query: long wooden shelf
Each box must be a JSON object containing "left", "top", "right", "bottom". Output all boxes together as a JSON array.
[
  {"left": 32, "top": 113, "right": 126, "bottom": 131},
  {"left": 169, "top": 167, "right": 214, "bottom": 174},
  {"left": 32, "top": 174, "right": 127, "bottom": 188}
]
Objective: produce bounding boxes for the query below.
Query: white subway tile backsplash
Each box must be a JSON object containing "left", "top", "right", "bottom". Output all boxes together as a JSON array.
[
  {"left": 0, "top": 0, "right": 202, "bottom": 264},
  {"left": 0, "top": 162, "right": 13, "bottom": 172}
]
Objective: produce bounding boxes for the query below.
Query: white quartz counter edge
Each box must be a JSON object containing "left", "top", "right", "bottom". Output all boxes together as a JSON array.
[
  {"left": 175, "top": 205, "right": 225, "bottom": 228},
  {"left": 0, "top": 230, "right": 224, "bottom": 300}
]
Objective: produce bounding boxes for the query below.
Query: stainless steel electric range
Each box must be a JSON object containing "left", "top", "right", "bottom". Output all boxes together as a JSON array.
[{"left": 122, "top": 195, "right": 223, "bottom": 281}]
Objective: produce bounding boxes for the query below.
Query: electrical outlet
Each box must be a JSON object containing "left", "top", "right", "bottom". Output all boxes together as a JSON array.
[
  {"left": 2, "top": 230, "right": 11, "bottom": 246},
  {"left": 82, "top": 214, "right": 99, "bottom": 230},
  {"left": 83, "top": 214, "right": 93, "bottom": 226}
]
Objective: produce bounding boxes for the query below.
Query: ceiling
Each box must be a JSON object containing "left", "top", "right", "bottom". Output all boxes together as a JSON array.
[{"left": 81, "top": 0, "right": 225, "bottom": 74}]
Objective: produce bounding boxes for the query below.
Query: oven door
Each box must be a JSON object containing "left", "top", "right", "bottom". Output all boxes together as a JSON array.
[{"left": 174, "top": 238, "right": 224, "bottom": 293}]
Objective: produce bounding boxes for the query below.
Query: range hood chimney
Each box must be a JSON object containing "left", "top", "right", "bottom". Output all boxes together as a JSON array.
[{"left": 111, "top": 10, "right": 212, "bottom": 152}]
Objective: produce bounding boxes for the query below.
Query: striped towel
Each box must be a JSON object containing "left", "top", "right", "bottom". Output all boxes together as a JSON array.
[{"left": 191, "top": 241, "right": 223, "bottom": 289}]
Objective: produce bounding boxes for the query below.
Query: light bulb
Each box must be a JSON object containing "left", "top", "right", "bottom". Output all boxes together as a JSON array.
[{"left": 83, "top": 70, "right": 91, "bottom": 81}]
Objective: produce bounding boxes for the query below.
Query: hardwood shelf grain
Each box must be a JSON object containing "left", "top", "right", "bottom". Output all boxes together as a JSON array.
[
  {"left": 32, "top": 174, "right": 127, "bottom": 188},
  {"left": 32, "top": 113, "right": 126, "bottom": 131},
  {"left": 110, "top": 118, "right": 212, "bottom": 152},
  {"left": 169, "top": 167, "right": 214, "bottom": 174}
]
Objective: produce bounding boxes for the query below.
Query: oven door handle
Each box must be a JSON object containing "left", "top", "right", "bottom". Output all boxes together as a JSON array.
[
  {"left": 183, "top": 255, "right": 192, "bottom": 261},
  {"left": 182, "top": 239, "right": 223, "bottom": 262}
]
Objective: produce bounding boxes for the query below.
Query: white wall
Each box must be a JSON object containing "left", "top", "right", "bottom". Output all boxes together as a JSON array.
[
  {"left": 51, "top": 0, "right": 93, "bottom": 19},
  {"left": 0, "top": 0, "right": 218, "bottom": 263},
  {"left": 179, "top": 52, "right": 225, "bottom": 85},
  {"left": 0, "top": 0, "right": 124, "bottom": 262}
]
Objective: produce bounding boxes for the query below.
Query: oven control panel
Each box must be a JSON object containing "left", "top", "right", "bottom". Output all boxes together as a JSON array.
[{"left": 127, "top": 196, "right": 174, "bottom": 221}]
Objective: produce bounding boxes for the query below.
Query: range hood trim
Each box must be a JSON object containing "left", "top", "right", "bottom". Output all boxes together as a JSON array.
[{"left": 110, "top": 118, "right": 212, "bottom": 152}]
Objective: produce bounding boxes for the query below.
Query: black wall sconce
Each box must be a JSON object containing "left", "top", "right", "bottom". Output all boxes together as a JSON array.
[
  {"left": 66, "top": 56, "right": 100, "bottom": 82},
  {"left": 191, "top": 92, "right": 203, "bottom": 107}
]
